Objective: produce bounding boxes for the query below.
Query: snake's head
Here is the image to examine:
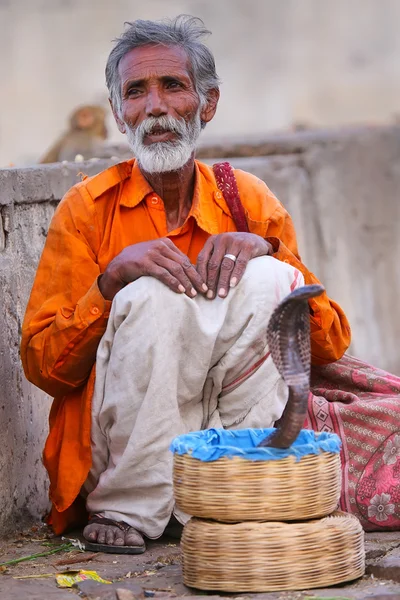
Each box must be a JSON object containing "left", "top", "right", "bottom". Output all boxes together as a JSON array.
[{"left": 260, "top": 283, "right": 325, "bottom": 449}]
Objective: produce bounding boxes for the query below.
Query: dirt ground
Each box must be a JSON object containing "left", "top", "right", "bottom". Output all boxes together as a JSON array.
[{"left": 1, "top": 524, "right": 400, "bottom": 600}]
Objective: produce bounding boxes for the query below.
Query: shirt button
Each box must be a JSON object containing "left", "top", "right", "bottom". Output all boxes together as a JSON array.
[
  {"left": 90, "top": 306, "right": 100, "bottom": 315},
  {"left": 151, "top": 196, "right": 158, "bottom": 205}
]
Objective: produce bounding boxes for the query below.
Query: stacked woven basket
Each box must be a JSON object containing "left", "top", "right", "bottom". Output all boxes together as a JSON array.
[
  {"left": 171, "top": 284, "right": 365, "bottom": 592},
  {"left": 171, "top": 428, "right": 365, "bottom": 593}
]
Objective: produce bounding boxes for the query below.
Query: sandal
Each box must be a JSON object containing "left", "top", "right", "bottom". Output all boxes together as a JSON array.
[{"left": 83, "top": 515, "right": 146, "bottom": 554}]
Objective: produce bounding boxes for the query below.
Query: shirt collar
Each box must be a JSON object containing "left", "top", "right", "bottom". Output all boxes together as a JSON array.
[
  {"left": 120, "top": 159, "right": 153, "bottom": 208},
  {"left": 120, "top": 159, "right": 224, "bottom": 235}
]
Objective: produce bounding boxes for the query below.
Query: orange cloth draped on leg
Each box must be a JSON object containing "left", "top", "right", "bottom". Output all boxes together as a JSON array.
[{"left": 20, "top": 159, "right": 351, "bottom": 533}]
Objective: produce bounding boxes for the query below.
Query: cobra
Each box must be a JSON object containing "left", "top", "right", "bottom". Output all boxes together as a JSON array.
[{"left": 258, "top": 284, "right": 325, "bottom": 449}]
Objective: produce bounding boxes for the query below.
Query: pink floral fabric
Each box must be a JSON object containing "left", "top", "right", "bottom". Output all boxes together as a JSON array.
[{"left": 306, "top": 354, "right": 400, "bottom": 530}]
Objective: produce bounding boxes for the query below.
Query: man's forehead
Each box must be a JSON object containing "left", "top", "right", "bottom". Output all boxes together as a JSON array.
[{"left": 118, "top": 45, "right": 192, "bottom": 82}]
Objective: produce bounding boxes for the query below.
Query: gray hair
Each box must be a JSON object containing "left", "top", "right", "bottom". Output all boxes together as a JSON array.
[{"left": 105, "top": 15, "right": 221, "bottom": 115}]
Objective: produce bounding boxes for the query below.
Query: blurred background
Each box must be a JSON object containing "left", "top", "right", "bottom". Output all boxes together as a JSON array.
[{"left": 2, "top": 0, "right": 400, "bottom": 166}]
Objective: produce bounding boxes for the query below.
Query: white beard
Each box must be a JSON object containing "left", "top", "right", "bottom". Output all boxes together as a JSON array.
[{"left": 124, "top": 112, "right": 202, "bottom": 173}]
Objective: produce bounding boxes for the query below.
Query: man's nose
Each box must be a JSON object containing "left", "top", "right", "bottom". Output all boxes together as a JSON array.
[{"left": 146, "top": 88, "right": 168, "bottom": 117}]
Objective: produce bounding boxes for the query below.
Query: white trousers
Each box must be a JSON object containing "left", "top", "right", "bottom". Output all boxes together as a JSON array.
[{"left": 83, "top": 256, "right": 304, "bottom": 538}]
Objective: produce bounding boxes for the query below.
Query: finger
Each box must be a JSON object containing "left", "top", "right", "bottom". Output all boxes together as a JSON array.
[
  {"left": 216, "top": 254, "right": 237, "bottom": 298},
  {"left": 150, "top": 265, "right": 187, "bottom": 294},
  {"left": 229, "top": 249, "right": 252, "bottom": 289},
  {"left": 181, "top": 260, "right": 208, "bottom": 294},
  {"left": 158, "top": 246, "right": 208, "bottom": 294},
  {"left": 156, "top": 257, "right": 198, "bottom": 297},
  {"left": 205, "top": 239, "right": 228, "bottom": 299},
  {"left": 196, "top": 238, "right": 215, "bottom": 284}
]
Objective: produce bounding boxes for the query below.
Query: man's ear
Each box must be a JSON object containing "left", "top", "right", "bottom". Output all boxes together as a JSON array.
[
  {"left": 200, "top": 88, "right": 220, "bottom": 125},
  {"left": 109, "top": 98, "right": 126, "bottom": 134}
]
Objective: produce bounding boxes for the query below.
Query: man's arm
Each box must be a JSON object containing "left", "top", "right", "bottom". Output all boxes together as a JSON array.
[
  {"left": 20, "top": 188, "right": 111, "bottom": 397},
  {"left": 266, "top": 210, "right": 351, "bottom": 365},
  {"left": 235, "top": 170, "right": 351, "bottom": 365},
  {"left": 21, "top": 185, "right": 209, "bottom": 398}
]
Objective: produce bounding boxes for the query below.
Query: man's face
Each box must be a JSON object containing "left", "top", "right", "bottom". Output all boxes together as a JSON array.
[{"left": 113, "top": 44, "right": 210, "bottom": 173}]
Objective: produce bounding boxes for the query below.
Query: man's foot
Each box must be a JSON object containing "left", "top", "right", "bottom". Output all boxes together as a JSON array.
[{"left": 83, "top": 515, "right": 146, "bottom": 554}]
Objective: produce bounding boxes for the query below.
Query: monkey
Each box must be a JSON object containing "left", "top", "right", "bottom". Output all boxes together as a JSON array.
[{"left": 39, "top": 105, "right": 108, "bottom": 163}]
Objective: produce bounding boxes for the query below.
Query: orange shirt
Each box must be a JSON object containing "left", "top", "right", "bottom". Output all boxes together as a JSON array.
[{"left": 21, "top": 159, "right": 351, "bottom": 533}]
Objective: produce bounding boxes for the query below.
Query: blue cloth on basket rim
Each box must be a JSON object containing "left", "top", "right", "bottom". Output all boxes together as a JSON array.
[{"left": 170, "top": 428, "right": 341, "bottom": 462}]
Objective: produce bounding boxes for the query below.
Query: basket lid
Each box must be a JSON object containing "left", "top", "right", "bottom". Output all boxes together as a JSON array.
[{"left": 170, "top": 428, "right": 341, "bottom": 462}]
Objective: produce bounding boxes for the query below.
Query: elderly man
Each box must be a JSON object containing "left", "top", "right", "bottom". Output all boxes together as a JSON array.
[{"left": 21, "top": 15, "right": 350, "bottom": 553}]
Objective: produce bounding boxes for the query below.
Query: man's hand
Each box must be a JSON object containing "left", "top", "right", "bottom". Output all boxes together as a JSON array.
[
  {"left": 99, "top": 238, "right": 208, "bottom": 301},
  {"left": 196, "top": 232, "right": 273, "bottom": 299}
]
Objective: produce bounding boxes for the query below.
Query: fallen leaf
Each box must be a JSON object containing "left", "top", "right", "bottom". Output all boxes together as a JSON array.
[
  {"left": 56, "top": 569, "right": 111, "bottom": 588},
  {"left": 53, "top": 552, "right": 97, "bottom": 566}
]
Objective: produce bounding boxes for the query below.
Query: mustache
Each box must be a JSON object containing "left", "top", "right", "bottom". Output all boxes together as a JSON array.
[
  {"left": 124, "top": 109, "right": 202, "bottom": 173},
  {"left": 132, "top": 115, "right": 188, "bottom": 140}
]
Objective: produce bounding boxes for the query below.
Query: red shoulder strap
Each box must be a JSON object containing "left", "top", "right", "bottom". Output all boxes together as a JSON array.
[{"left": 213, "top": 162, "right": 249, "bottom": 233}]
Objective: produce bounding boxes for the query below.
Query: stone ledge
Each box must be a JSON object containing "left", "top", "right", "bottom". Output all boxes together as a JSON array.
[
  {"left": 0, "top": 158, "right": 120, "bottom": 206},
  {"left": 0, "top": 155, "right": 299, "bottom": 207},
  {"left": 196, "top": 124, "right": 400, "bottom": 158}
]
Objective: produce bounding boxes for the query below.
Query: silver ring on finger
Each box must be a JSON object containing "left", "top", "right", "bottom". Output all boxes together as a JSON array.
[{"left": 223, "top": 253, "right": 237, "bottom": 263}]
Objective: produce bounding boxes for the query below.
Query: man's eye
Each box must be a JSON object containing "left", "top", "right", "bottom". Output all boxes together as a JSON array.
[
  {"left": 127, "top": 88, "right": 141, "bottom": 97},
  {"left": 167, "top": 81, "right": 182, "bottom": 89}
]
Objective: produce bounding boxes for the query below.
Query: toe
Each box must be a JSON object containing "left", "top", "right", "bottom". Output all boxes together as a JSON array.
[
  {"left": 97, "top": 527, "right": 106, "bottom": 545},
  {"left": 83, "top": 523, "right": 98, "bottom": 542},
  {"left": 114, "top": 534, "right": 125, "bottom": 546},
  {"left": 126, "top": 529, "right": 144, "bottom": 547},
  {"left": 106, "top": 528, "right": 115, "bottom": 545}
]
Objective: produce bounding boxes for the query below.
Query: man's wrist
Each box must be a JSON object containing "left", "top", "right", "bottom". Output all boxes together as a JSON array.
[
  {"left": 98, "top": 268, "right": 125, "bottom": 301},
  {"left": 265, "top": 240, "right": 274, "bottom": 255},
  {"left": 265, "top": 236, "right": 280, "bottom": 254}
]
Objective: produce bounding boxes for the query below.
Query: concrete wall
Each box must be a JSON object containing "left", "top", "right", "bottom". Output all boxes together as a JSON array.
[
  {"left": 3, "top": 0, "right": 400, "bottom": 167},
  {"left": 0, "top": 126, "right": 399, "bottom": 536},
  {"left": 0, "top": 159, "right": 120, "bottom": 536}
]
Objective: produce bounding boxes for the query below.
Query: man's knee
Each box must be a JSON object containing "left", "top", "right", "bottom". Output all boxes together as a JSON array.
[
  {"left": 112, "top": 275, "right": 191, "bottom": 324},
  {"left": 240, "top": 256, "right": 303, "bottom": 296},
  {"left": 115, "top": 275, "right": 181, "bottom": 304}
]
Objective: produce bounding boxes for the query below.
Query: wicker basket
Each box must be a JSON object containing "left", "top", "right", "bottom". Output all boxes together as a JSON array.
[
  {"left": 174, "top": 450, "right": 341, "bottom": 521},
  {"left": 182, "top": 511, "right": 365, "bottom": 592}
]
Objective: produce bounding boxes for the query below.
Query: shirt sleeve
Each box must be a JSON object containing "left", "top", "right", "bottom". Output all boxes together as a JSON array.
[
  {"left": 266, "top": 207, "right": 351, "bottom": 365},
  {"left": 20, "top": 187, "right": 112, "bottom": 397},
  {"left": 235, "top": 170, "right": 351, "bottom": 365}
]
